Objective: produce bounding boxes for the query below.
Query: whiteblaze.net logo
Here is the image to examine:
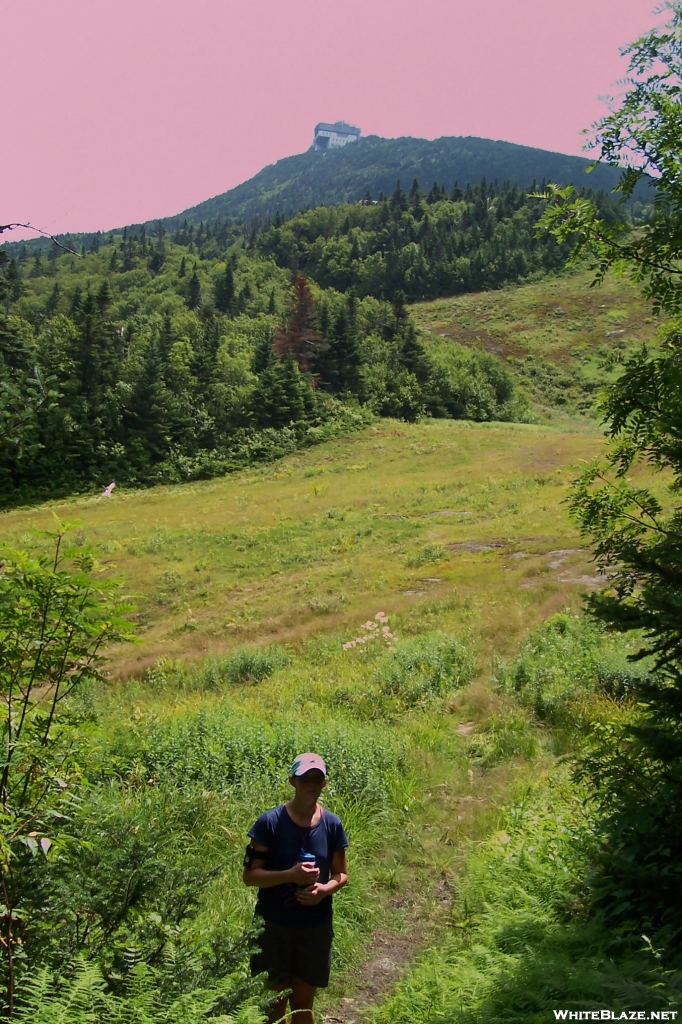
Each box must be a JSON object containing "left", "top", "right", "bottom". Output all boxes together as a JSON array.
[{"left": 553, "top": 1013, "right": 677, "bottom": 1020}]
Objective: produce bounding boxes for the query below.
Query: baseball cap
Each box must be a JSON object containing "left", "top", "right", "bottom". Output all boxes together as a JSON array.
[{"left": 290, "top": 752, "right": 327, "bottom": 777}]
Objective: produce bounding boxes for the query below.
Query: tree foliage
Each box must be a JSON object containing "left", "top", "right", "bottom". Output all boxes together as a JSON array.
[
  {"left": 0, "top": 215, "right": 523, "bottom": 506},
  {"left": 0, "top": 524, "right": 134, "bottom": 1013},
  {"left": 256, "top": 178, "right": 615, "bottom": 302},
  {"left": 540, "top": 1, "right": 682, "bottom": 944}
]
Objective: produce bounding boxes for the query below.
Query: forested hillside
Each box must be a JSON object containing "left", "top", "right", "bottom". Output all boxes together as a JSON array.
[
  {"left": 253, "top": 177, "right": 616, "bottom": 300},
  {"left": 1, "top": 177, "right": 601, "bottom": 506},
  {"left": 158, "top": 133, "right": 647, "bottom": 226}
]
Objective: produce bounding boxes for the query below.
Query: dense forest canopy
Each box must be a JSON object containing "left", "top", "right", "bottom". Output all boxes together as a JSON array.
[
  {"left": 0, "top": 176, "right": 621, "bottom": 505},
  {"left": 255, "top": 177, "right": 610, "bottom": 300}
]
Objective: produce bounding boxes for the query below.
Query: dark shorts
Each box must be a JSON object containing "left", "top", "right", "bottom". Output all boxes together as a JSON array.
[{"left": 250, "top": 916, "right": 334, "bottom": 989}]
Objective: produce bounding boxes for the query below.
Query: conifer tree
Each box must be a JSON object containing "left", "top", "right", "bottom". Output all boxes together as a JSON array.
[
  {"left": 214, "top": 264, "right": 235, "bottom": 314},
  {"left": 124, "top": 337, "right": 169, "bottom": 466},
  {"left": 45, "top": 283, "right": 61, "bottom": 317},
  {"left": 273, "top": 274, "right": 322, "bottom": 373},
  {"left": 187, "top": 267, "right": 201, "bottom": 309},
  {"left": 252, "top": 331, "right": 276, "bottom": 374},
  {"left": 159, "top": 313, "right": 174, "bottom": 362},
  {"left": 399, "top": 325, "right": 431, "bottom": 385},
  {"left": 69, "top": 286, "right": 82, "bottom": 316},
  {"left": 250, "top": 355, "right": 316, "bottom": 429},
  {"left": 320, "top": 302, "right": 361, "bottom": 394}
]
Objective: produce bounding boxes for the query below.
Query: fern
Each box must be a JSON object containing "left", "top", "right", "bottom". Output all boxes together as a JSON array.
[{"left": 6, "top": 956, "right": 265, "bottom": 1024}]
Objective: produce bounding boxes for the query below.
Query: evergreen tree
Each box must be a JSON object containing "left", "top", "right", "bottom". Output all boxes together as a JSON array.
[
  {"left": 252, "top": 331, "right": 275, "bottom": 374},
  {"left": 95, "top": 280, "right": 111, "bottom": 316},
  {"left": 539, "top": 1, "right": 682, "bottom": 941},
  {"left": 250, "top": 355, "right": 316, "bottom": 429},
  {"left": 319, "top": 302, "right": 361, "bottom": 394},
  {"left": 159, "top": 313, "right": 174, "bottom": 362},
  {"left": 399, "top": 325, "right": 431, "bottom": 385},
  {"left": 124, "top": 338, "right": 169, "bottom": 467},
  {"left": 186, "top": 267, "right": 201, "bottom": 309},
  {"left": 69, "top": 286, "right": 82, "bottom": 316},
  {"left": 45, "top": 283, "right": 61, "bottom": 317},
  {"left": 273, "top": 274, "right": 322, "bottom": 373},
  {"left": 178, "top": 256, "right": 186, "bottom": 278},
  {"left": 214, "top": 263, "right": 235, "bottom": 314}
]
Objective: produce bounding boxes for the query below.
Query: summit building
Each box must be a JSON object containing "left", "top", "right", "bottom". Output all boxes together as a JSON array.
[{"left": 313, "top": 121, "right": 361, "bottom": 151}]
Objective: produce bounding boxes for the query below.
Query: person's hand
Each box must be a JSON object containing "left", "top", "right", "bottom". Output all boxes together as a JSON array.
[
  {"left": 295, "top": 882, "right": 328, "bottom": 905},
  {"left": 289, "top": 861, "right": 320, "bottom": 886}
]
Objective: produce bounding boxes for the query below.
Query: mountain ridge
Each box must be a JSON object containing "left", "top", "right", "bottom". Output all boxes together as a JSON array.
[{"left": 163, "top": 133, "right": 643, "bottom": 228}]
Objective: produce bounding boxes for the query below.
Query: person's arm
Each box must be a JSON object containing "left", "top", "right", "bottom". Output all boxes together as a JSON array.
[
  {"left": 295, "top": 848, "right": 348, "bottom": 905},
  {"left": 242, "top": 841, "right": 320, "bottom": 888}
]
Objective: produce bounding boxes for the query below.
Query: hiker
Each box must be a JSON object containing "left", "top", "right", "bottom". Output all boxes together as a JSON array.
[{"left": 243, "top": 753, "right": 349, "bottom": 1024}]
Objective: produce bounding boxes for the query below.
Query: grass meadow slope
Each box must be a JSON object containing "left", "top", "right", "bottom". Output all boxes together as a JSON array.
[
  {"left": 1, "top": 271, "right": 676, "bottom": 1021},
  {"left": 414, "top": 268, "right": 661, "bottom": 418},
  {"left": 2, "top": 418, "right": 603, "bottom": 675}
]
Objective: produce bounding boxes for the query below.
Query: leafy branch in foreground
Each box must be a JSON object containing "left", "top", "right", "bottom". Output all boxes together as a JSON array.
[
  {"left": 0, "top": 522, "right": 134, "bottom": 1015},
  {"left": 537, "top": 1, "right": 682, "bottom": 944}
]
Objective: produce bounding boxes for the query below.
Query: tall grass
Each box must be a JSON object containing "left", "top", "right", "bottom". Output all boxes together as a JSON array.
[
  {"left": 495, "top": 612, "right": 649, "bottom": 742},
  {"left": 371, "top": 772, "right": 681, "bottom": 1024}
]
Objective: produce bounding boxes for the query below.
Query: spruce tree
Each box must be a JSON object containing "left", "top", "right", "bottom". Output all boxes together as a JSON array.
[
  {"left": 45, "top": 283, "right": 61, "bottom": 317},
  {"left": 159, "top": 313, "right": 174, "bottom": 362},
  {"left": 399, "top": 325, "right": 431, "bottom": 385},
  {"left": 187, "top": 267, "right": 201, "bottom": 309},
  {"left": 69, "top": 286, "right": 82, "bottom": 316},
  {"left": 124, "top": 338, "right": 169, "bottom": 466},
  {"left": 322, "top": 303, "right": 361, "bottom": 394},
  {"left": 252, "top": 331, "right": 275, "bottom": 374},
  {"left": 273, "top": 274, "right": 322, "bottom": 373},
  {"left": 214, "top": 263, "right": 235, "bottom": 314}
]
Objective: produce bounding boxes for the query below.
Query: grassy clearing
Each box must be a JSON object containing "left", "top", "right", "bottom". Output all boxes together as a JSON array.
[
  {"left": 52, "top": 607, "right": 553, "bottom": 1019},
  {"left": 369, "top": 615, "right": 682, "bottom": 1023},
  {"left": 4, "top": 270, "right": 671, "bottom": 1019},
  {"left": 1, "top": 419, "right": 604, "bottom": 676},
  {"left": 414, "top": 269, "right": 662, "bottom": 417}
]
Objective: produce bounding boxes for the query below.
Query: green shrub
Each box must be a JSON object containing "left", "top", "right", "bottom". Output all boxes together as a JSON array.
[
  {"left": 496, "top": 613, "right": 649, "bottom": 735},
  {"left": 377, "top": 632, "right": 474, "bottom": 708},
  {"left": 145, "top": 645, "right": 289, "bottom": 691},
  {"left": 10, "top": 953, "right": 264, "bottom": 1024},
  {"left": 197, "top": 646, "right": 289, "bottom": 687}
]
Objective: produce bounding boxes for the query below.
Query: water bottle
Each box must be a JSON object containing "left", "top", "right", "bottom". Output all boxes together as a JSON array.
[{"left": 297, "top": 849, "right": 316, "bottom": 888}]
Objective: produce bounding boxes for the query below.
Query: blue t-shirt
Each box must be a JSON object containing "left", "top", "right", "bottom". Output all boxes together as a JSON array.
[{"left": 248, "top": 804, "right": 349, "bottom": 927}]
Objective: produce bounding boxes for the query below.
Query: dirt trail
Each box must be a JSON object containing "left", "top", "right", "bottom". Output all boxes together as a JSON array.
[{"left": 322, "top": 929, "right": 426, "bottom": 1023}]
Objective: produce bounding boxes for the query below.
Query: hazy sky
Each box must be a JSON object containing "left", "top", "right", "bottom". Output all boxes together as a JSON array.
[{"left": 1, "top": 0, "right": 658, "bottom": 239}]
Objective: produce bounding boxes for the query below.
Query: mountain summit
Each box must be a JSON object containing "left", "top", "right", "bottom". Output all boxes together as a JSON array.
[{"left": 165, "top": 134, "right": 633, "bottom": 228}]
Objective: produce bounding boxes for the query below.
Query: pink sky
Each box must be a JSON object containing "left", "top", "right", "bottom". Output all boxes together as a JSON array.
[{"left": 1, "top": 0, "right": 658, "bottom": 240}]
